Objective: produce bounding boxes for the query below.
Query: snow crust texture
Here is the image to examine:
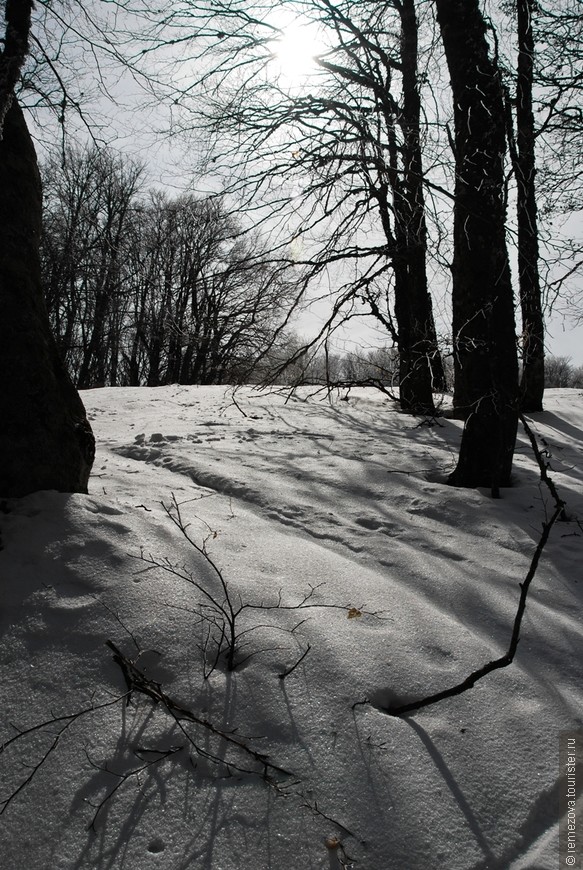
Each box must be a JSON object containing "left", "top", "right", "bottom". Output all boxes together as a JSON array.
[{"left": 1, "top": 386, "right": 582, "bottom": 869}]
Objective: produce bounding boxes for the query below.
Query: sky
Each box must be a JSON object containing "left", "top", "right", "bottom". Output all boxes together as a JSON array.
[
  {"left": 546, "top": 313, "right": 583, "bottom": 365},
  {"left": 23, "top": 0, "right": 583, "bottom": 368},
  {"left": 1, "top": 385, "right": 582, "bottom": 869},
  {"left": 295, "top": 293, "right": 583, "bottom": 367}
]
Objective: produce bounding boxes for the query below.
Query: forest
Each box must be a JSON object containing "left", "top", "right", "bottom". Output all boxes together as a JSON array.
[
  {"left": 0, "top": 3, "right": 582, "bottom": 868},
  {"left": 1, "top": 0, "right": 582, "bottom": 499},
  {"left": 39, "top": 140, "right": 583, "bottom": 394}
]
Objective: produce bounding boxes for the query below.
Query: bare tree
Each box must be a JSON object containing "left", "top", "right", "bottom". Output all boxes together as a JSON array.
[
  {"left": 134, "top": 194, "right": 292, "bottom": 386},
  {"left": 0, "top": 0, "right": 94, "bottom": 498},
  {"left": 314, "top": 0, "right": 447, "bottom": 411},
  {"left": 41, "top": 145, "right": 145, "bottom": 387},
  {"left": 497, "top": 0, "right": 583, "bottom": 408},
  {"left": 434, "top": 0, "right": 519, "bottom": 490},
  {"left": 161, "top": 0, "right": 446, "bottom": 412},
  {"left": 533, "top": 0, "right": 583, "bottom": 318},
  {"left": 504, "top": 0, "right": 545, "bottom": 412},
  {"left": 544, "top": 355, "right": 583, "bottom": 388},
  {"left": 41, "top": 149, "right": 292, "bottom": 388}
]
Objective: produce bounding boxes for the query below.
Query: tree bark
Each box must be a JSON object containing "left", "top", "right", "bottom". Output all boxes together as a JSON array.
[
  {"left": 318, "top": 1, "right": 445, "bottom": 414},
  {"left": 0, "top": 101, "right": 94, "bottom": 497},
  {"left": 0, "top": 0, "right": 32, "bottom": 137},
  {"left": 395, "top": 0, "right": 447, "bottom": 410},
  {"left": 515, "top": 0, "right": 545, "bottom": 412},
  {"left": 435, "top": 0, "right": 519, "bottom": 489}
]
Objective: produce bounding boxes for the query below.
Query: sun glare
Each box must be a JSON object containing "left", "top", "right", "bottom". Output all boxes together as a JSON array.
[{"left": 272, "top": 22, "right": 325, "bottom": 82}]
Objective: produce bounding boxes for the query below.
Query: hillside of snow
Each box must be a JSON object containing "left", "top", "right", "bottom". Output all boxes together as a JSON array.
[{"left": 1, "top": 386, "right": 582, "bottom": 869}]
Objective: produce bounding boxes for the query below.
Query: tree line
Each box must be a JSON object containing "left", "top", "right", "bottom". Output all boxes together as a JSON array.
[
  {"left": 41, "top": 147, "right": 292, "bottom": 389},
  {"left": 40, "top": 149, "right": 581, "bottom": 396}
]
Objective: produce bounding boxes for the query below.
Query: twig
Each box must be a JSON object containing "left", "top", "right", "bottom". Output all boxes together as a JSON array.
[
  {"left": 91, "top": 595, "right": 141, "bottom": 653},
  {"left": 278, "top": 644, "right": 311, "bottom": 679},
  {"left": 225, "top": 390, "right": 248, "bottom": 418},
  {"left": 0, "top": 693, "right": 128, "bottom": 815},
  {"left": 383, "top": 500, "right": 564, "bottom": 716},
  {"left": 304, "top": 798, "right": 364, "bottom": 845},
  {"left": 520, "top": 414, "right": 568, "bottom": 520},
  {"left": 139, "top": 499, "right": 385, "bottom": 673},
  {"left": 85, "top": 745, "right": 183, "bottom": 830},
  {"left": 106, "top": 640, "right": 292, "bottom": 779}
]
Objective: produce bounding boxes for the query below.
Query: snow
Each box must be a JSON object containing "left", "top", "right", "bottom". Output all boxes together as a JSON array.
[{"left": 1, "top": 385, "right": 582, "bottom": 869}]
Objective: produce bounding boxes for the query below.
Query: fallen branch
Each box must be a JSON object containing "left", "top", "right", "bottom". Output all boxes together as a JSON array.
[
  {"left": 106, "top": 640, "right": 291, "bottom": 780},
  {"left": 520, "top": 414, "right": 568, "bottom": 520},
  {"left": 380, "top": 417, "right": 569, "bottom": 717},
  {"left": 383, "top": 501, "right": 564, "bottom": 716}
]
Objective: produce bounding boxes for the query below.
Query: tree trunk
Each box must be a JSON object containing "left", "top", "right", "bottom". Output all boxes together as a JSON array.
[
  {"left": 0, "top": 1, "right": 33, "bottom": 136},
  {"left": 434, "top": 0, "right": 519, "bottom": 490},
  {"left": 0, "top": 101, "right": 94, "bottom": 497},
  {"left": 515, "top": 0, "right": 545, "bottom": 412},
  {"left": 386, "top": 0, "right": 447, "bottom": 414},
  {"left": 385, "top": 127, "right": 438, "bottom": 416},
  {"left": 397, "top": 0, "right": 447, "bottom": 404}
]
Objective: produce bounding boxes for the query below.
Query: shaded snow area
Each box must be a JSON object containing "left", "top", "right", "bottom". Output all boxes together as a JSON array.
[{"left": 1, "top": 386, "right": 582, "bottom": 870}]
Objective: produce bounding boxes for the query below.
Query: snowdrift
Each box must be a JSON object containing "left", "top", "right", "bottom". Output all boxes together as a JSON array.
[{"left": 1, "top": 386, "right": 581, "bottom": 869}]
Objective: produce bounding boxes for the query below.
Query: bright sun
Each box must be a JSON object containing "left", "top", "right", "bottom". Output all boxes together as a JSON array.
[{"left": 272, "top": 22, "right": 325, "bottom": 82}]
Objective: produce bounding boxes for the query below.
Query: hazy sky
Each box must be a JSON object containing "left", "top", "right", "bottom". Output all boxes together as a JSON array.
[
  {"left": 27, "top": 0, "right": 583, "bottom": 366},
  {"left": 546, "top": 312, "right": 583, "bottom": 364}
]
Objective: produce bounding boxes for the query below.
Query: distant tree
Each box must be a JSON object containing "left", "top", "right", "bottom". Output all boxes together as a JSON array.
[
  {"left": 41, "top": 146, "right": 144, "bottom": 387},
  {"left": 544, "top": 355, "right": 583, "bottom": 389},
  {"left": 343, "top": 346, "right": 398, "bottom": 386},
  {"left": 127, "top": 193, "right": 292, "bottom": 387},
  {"left": 0, "top": 0, "right": 94, "bottom": 498},
  {"left": 257, "top": 335, "right": 344, "bottom": 387},
  {"left": 41, "top": 149, "right": 291, "bottom": 388},
  {"left": 434, "top": 0, "right": 519, "bottom": 490}
]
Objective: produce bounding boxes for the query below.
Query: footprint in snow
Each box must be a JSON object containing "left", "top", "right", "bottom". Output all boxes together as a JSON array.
[
  {"left": 85, "top": 499, "right": 124, "bottom": 517},
  {"left": 355, "top": 516, "right": 383, "bottom": 531}
]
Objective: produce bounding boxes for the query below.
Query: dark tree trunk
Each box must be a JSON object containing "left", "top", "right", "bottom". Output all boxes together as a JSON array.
[
  {"left": 393, "top": 257, "right": 436, "bottom": 414},
  {"left": 397, "top": 0, "right": 447, "bottom": 407},
  {"left": 515, "top": 0, "right": 545, "bottom": 412},
  {"left": 0, "top": 0, "right": 32, "bottom": 134},
  {"left": 146, "top": 338, "right": 164, "bottom": 386},
  {"left": 76, "top": 289, "right": 109, "bottom": 388},
  {"left": 435, "top": 0, "right": 519, "bottom": 490},
  {"left": 385, "top": 126, "right": 437, "bottom": 416},
  {"left": 0, "top": 101, "right": 94, "bottom": 497},
  {"left": 316, "top": 1, "right": 445, "bottom": 413}
]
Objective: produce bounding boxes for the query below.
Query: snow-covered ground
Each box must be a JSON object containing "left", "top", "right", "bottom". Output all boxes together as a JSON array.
[{"left": 1, "top": 386, "right": 581, "bottom": 869}]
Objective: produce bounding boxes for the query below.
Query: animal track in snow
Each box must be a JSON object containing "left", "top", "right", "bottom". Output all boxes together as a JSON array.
[
  {"left": 354, "top": 516, "right": 401, "bottom": 535},
  {"left": 147, "top": 839, "right": 166, "bottom": 854},
  {"left": 355, "top": 516, "right": 383, "bottom": 531},
  {"left": 84, "top": 499, "right": 124, "bottom": 517}
]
